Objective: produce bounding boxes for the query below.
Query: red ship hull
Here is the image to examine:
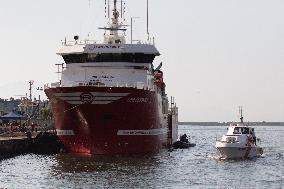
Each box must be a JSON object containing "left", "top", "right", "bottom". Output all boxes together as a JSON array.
[{"left": 45, "top": 87, "right": 168, "bottom": 155}]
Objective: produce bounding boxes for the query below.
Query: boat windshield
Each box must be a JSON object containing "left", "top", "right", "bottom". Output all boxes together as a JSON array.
[
  {"left": 233, "top": 127, "right": 242, "bottom": 134},
  {"left": 233, "top": 127, "right": 249, "bottom": 134},
  {"left": 242, "top": 127, "right": 249, "bottom": 134}
]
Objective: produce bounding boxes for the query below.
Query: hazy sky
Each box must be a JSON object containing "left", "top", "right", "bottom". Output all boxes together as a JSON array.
[{"left": 0, "top": 0, "right": 283, "bottom": 122}]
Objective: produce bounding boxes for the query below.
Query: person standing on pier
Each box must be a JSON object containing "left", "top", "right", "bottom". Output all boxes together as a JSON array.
[{"left": 31, "top": 122, "right": 35, "bottom": 132}]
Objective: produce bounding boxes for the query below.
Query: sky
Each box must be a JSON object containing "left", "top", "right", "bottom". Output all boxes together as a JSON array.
[{"left": 0, "top": 0, "right": 284, "bottom": 122}]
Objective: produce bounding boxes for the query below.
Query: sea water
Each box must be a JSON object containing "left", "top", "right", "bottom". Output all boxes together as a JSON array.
[{"left": 0, "top": 126, "right": 283, "bottom": 189}]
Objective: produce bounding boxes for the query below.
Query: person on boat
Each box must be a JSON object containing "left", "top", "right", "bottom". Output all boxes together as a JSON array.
[
  {"left": 252, "top": 128, "right": 256, "bottom": 145},
  {"left": 180, "top": 134, "right": 189, "bottom": 143}
]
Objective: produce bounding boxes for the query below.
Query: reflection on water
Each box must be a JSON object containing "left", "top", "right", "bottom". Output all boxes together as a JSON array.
[
  {"left": 52, "top": 153, "right": 172, "bottom": 189},
  {"left": 53, "top": 153, "right": 163, "bottom": 173},
  {"left": 0, "top": 126, "right": 283, "bottom": 189}
]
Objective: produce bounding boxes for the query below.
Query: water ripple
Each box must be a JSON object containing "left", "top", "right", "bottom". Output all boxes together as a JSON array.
[{"left": 0, "top": 126, "right": 283, "bottom": 189}]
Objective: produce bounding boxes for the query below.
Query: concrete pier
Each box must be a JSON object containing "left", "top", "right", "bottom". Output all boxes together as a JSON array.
[
  {"left": 0, "top": 132, "right": 62, "bottom": 159},
  {"left": 0, "top": 136, "right": 31, "bottom": 159}
]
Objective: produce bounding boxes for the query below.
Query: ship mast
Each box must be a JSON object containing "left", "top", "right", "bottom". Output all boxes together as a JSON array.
[
  {"left": 112, "top": 0, "right": 118, "bottom": 25},
  {"left": 100, "top": 0, "right": 126, "bottom": 44}
]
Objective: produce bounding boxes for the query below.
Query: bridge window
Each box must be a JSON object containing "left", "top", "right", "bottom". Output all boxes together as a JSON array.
[{"left": 63, "top": 53, "right": 156, "bottom": 63}]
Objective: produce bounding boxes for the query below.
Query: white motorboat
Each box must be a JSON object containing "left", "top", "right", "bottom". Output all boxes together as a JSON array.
[{"left": 215, "top": 108, "right": 263, "bottom": 159}]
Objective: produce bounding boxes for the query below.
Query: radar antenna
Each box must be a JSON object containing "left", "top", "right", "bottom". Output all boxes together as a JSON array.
[{"left": 239, "top": 106, "right": 244, "bottom": 123}]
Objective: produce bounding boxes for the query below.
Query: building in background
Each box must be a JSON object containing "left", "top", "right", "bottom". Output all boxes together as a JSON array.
[
  {"left": 0, "top": 98, "right": 21, "bottom": 116},
  {"left": 0, "top": 97, "right": 49, "bottom": 118}
]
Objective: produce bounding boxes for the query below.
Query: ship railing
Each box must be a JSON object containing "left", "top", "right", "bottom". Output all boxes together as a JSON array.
[
  {"left": 45, "top": 80, "right": 156, "bottom": 91},
  {"left": 61, "top": 39, "right": 155, "bottom": 46},
  {"left": 51, "top": 82, "right": 60, "bottom": 88},
  {"left": 44, "top": 82, "right": 61, "bottom": 89},
  {"left": 132, "top": 40, "right": 155, "bottom": 45},
  {"left": 66, "top": 81, "right": 155, "bottom": 91},
  {"left": 61, "top": 40, "right": 97, "bottom": 46}
]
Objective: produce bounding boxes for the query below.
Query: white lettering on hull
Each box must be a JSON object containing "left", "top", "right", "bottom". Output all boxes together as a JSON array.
[
  {"left": 117, "top": 128, "right": 167, "bottom": 136},
  {"left": 127, "top": 98, "right": 149, "bottom": 103},
  {"left": 56, "top": 129, "right": 75, "bottom": 136}
]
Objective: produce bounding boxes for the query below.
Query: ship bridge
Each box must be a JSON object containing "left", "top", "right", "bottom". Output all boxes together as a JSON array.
[
  {"left": 48, "top": 0, "right": 164, "bottom": 93},
  {"left": 57, "top": 42, "right": 160, "bottom": 90},
  {"left": 57, "top": 43, "right": 160, "bottom": 64}
]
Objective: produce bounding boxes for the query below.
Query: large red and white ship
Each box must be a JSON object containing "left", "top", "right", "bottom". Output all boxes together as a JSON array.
[{"left": 45, "top": 0, "right": 178, "bottom": 155}]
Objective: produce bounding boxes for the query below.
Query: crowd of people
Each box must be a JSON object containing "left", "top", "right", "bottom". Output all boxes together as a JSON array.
[{"left": 0, "top": 121, "right": 40, "bottom": 133}]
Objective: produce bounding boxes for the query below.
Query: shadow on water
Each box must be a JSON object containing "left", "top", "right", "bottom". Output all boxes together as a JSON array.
[
  {"left": 52, "top": 152, "right": 165, "bottom": 174},
  {"left": 46, "top": 150, "right": 180, "bottom": 189}
]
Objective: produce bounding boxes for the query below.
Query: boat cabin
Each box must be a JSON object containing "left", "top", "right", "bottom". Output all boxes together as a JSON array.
[
  {"left": 227, "top": 125, "right": 254, "bottom": 136},
  {"left": 219, "top": 125, "right": 256, "bottom": 144}
]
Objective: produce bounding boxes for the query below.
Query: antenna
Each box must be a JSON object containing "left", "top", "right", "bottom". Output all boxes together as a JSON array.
[
  {"left": 131, "top": 17, "right": 139, "bottom": 44},
  {"left": 121, "top": 0, "right": 123, "bottom": 18},
  {"left": 109, "top": 0, "right": 120, "bottom": 24},
  {"left": 147, "top": 0, "right": 149, "bottom": 41},
  {"left": 105, "top": 0, "right": 107, "bottom": 18},
  {"left": 108, "top": 0, "right": 110, "bottom": 18},
  {"left": 131, "top": 17, "right": 133, "bottom": 44},
  {"left": 114, "top": 0, "right": 116, "bottom": 11},
  {"left": 239, "top": 106, "right": 244, "bottom": 123},
  {"left": 29, "top": 80, "right": 34, "bottom": 101},
  {"left": 123, "top": 1, "right": 126, "bottom": 21}
]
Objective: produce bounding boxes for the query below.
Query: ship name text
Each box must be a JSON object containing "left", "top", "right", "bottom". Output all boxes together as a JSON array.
[
  {"left": 87, "top": 45, "right": 121, "bottom": 50},
  {"left": 127, "top": 98, "right": 149, "bottom": 103}
]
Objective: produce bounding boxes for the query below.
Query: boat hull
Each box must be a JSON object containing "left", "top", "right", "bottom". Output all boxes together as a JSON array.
[
  {"left": 216, "top": 146, "right": 263, "bottom": 159},
  {"left": 45, "top": 87, "right": 168, "bottom": 155}
]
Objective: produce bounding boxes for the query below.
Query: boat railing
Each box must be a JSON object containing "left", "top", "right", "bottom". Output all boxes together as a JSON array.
[{"left": 45, "top": 81, "right": 156, "bottom": 91}]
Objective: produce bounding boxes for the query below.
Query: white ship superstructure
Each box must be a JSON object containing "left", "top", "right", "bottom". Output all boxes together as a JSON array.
[
  {"left": 45, "top": 0, "right": 178, "bottom": 155},
  {"left": 57, "top": 44, "right": 160, "bottom": 90}
]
